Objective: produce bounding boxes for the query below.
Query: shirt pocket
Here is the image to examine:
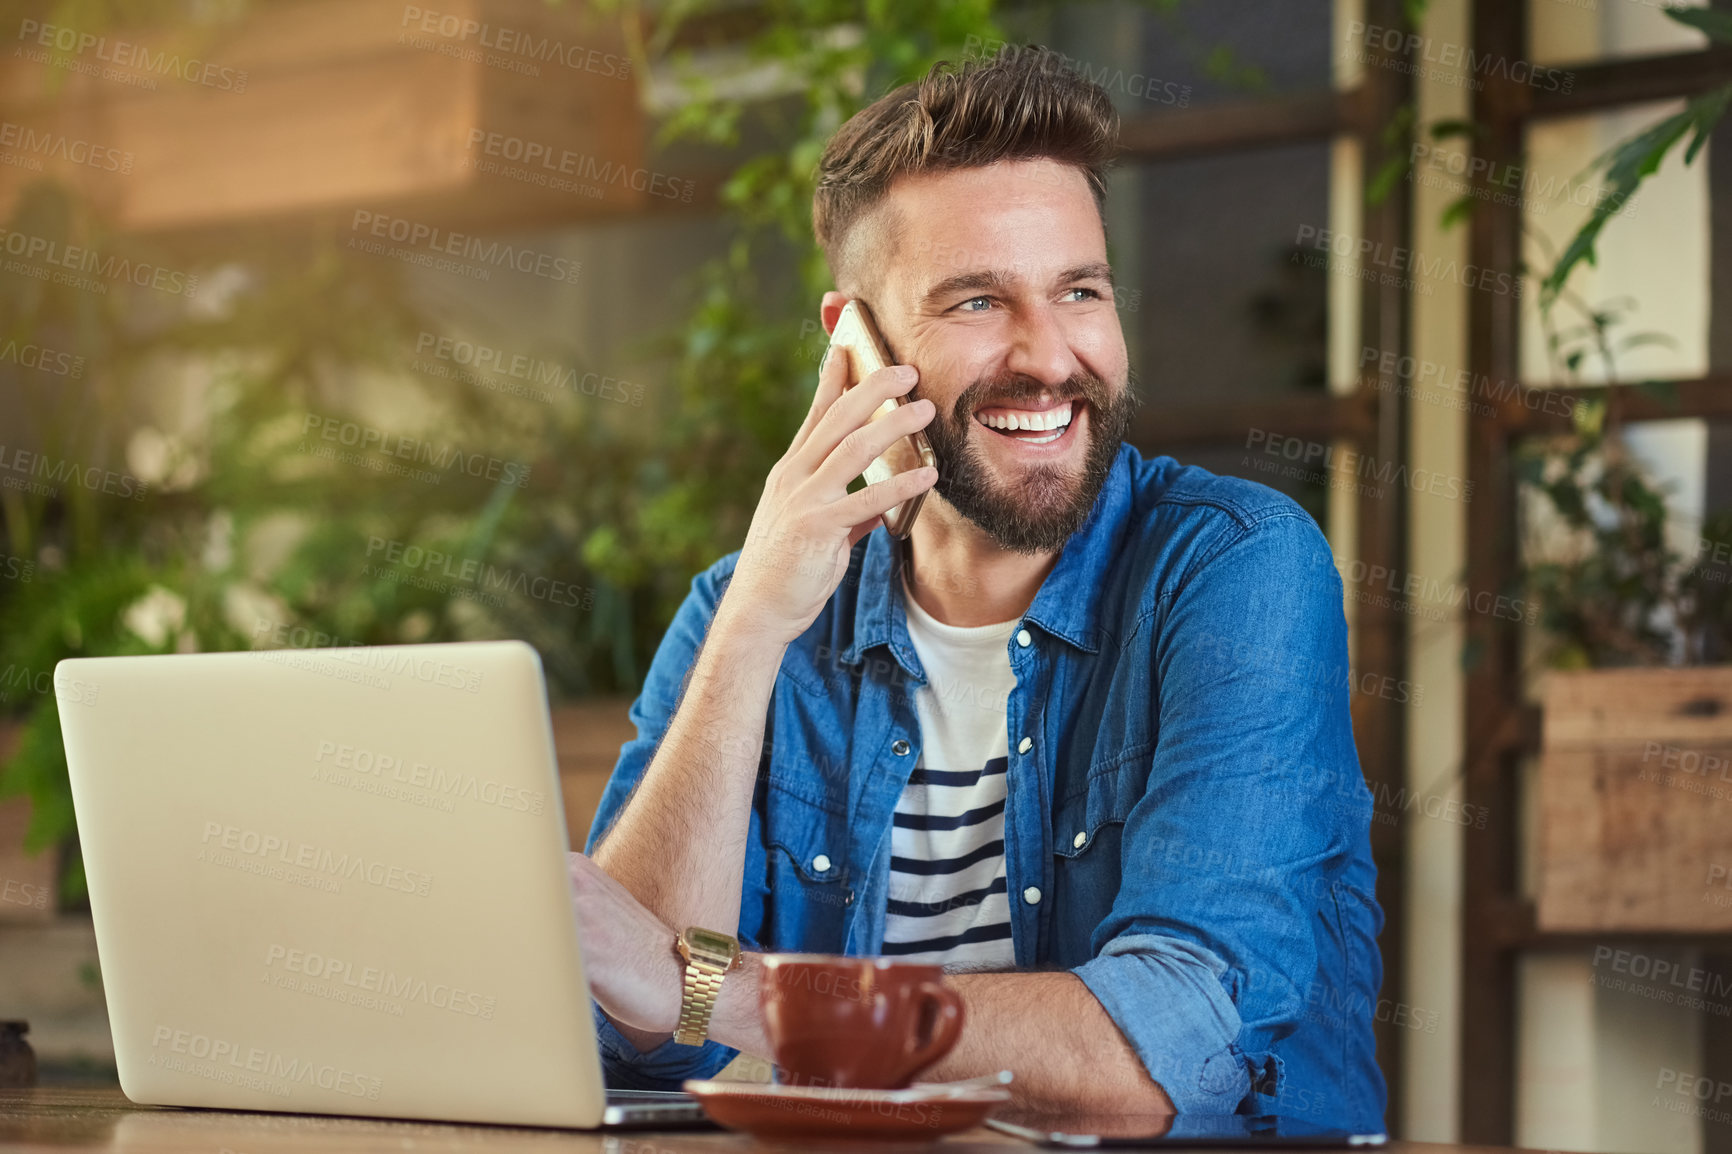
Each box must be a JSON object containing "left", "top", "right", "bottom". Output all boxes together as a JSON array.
[
  {"left": 1049, "top": 752, "right": 1150, "bottom": 960},
  {"left": 758, "top": 779, "right": 852, "bottom": 952}
]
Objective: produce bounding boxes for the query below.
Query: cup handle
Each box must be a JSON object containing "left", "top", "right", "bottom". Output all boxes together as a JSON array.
[{"left": 898, "top": 981, "right": 965, "bottom": 1083}]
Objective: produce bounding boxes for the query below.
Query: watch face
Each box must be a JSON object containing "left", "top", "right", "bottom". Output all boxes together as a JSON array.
[{"left": 685, "top": 928, "right": 737, "bottom": 958}]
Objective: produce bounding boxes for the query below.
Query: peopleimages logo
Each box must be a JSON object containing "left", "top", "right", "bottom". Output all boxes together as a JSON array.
[
  {"left": 265, "top": 943, "right": 498, "bottom": 1019},
  {"left": 0, "top": 225, "right": 199, "bottom": 297},
  {"left": 349, "top": 211, "right": 582, "bottom": 285},
  {"left": 0, "top": 445, "right": 148, "bottom": 502},
  {"left": 1294, "top": 223, "right": 1521, "bottom": 298},
  {"left": 16, "top": 20, "right": 249, "bottom": 92},
  {"left": 365, "top": 536, "right": 596, "bottom": 611},
  {"left": 398, "top": 5, "right": 630, "bottom": 79},
  {"left": 149, "top": 1025, "right": 381, "bottom": 1100},
  {"left": 301, "top": 413, "right": 532, "bottom": 488},
  {"left": 197, "top": 821, "right": 434, "bottom": 897},
  {"left": 313, "top": 740, "right": 546, "bottom": 815},
  {"left": 413, "top": 332, "right": 642, "bottom": 405},
  {"left": 0, "top": 120, "right": 133, "bottom": 173},
  {"left": 1345, "top": 20, "right": 1573, "bottom": 94},
  {"left": 0, "top": 338, "right": 84, "bottom": 378},
  {"left": 1, "top": 877, "right": 49, "bottom": 910},
  {"left": 464, "top": 129, "right": 695, "bottom": 202}
]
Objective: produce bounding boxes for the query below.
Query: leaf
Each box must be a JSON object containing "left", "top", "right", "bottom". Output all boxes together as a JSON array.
[
  {"left": 1202, "top": 45, "right": 1271, "bottom": 93},
  {"left": 1633, "top": 378, "right": 1681, "bottom": 407},
  {"left": 1665, "top": 7, "right": 1732, "bottom": 47},
  {"left": 1428, "top": 118, "right": 1480, "bottom": 141},
  {"left": 1439, "top": 195, "right": 1474, "bottom": 230},
  {"left": 1615, "top": 332, "right": 1678, "bottom": 354},
  {"left": 1542, "top": 86, "right": 1732, "bottom": 304},
  {"left": 1366, "top": 151, "right": 1411, "bottom": 209}
]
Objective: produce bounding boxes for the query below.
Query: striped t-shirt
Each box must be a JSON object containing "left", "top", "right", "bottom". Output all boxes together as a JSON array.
[{"left": 881, "top": 572, "right": 1019, "bottom": 968}]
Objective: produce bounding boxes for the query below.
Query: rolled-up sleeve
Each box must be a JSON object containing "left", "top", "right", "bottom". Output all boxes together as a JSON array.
[
  {"left": 1074, "top": 935, "right": 1272, "bottom": 1112},
  {"left": 582, "top": 551, "right": 762, "bottom": 1088},
  {"left": 1074, "top": 510, "right": 1357, "bottom": 1113},
  {"left": 590, "top": 1003, "right": 737, "bottom": 1088}
]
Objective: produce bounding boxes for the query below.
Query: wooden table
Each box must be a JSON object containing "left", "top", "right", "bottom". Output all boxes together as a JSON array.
[{"left": 0, "top": 1087, "right": 1533, "bottom": 1152}]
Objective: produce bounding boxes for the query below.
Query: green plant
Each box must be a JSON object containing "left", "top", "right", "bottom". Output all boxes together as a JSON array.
[
  {"left": 1514, "top": 9, "right": 1732, "bottom": 669},
  {"left": 0, "top": 0, "right": 1293, "bottom": 904},
  {"left": 1362, "top": 5, "right": 1731, "bottom": 669}
]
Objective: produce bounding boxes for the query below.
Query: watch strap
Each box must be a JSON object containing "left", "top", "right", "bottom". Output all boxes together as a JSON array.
[{"left": 674, "top": 959, "right": 728, "bottom": 1046}]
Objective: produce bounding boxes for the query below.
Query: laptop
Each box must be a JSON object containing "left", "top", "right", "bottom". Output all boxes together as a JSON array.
[{"left": 56, "top": 640, "right": 709, "bottom": 1129}]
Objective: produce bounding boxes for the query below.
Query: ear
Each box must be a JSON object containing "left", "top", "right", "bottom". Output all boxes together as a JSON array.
[{"left": 820, "top": 292, "right": 849, "bottom": 337}]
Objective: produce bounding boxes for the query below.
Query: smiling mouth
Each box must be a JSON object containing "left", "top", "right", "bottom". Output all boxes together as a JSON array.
[{"left": 974, "top": 399, "right": 1080, "bottom": 446}]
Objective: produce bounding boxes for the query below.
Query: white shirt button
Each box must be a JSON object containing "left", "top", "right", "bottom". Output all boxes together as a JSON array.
[
  {"left": 1073, "top": 831, "right": 1088, "bottom": 849},
  {"left": 1023, "top": 886, "right": 1042, "bottom": 905},
  {"left": 812, "top": 854, "right": 831, "bottom": 873},
  {"left": 1016, "top": 629, "right": 1032, "bottom": 648},
  {"left": 1017, "top": 736, "right": 1033, "bottom": 754}
]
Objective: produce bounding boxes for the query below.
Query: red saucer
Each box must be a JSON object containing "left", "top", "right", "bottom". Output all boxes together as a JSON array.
[{"left": 682, "top": 1072, "right": 1013, "bottom": 1140}]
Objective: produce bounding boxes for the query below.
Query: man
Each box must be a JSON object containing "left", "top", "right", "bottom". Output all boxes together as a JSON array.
[{"left": 566, "top": 45, "right": 1385, "bottom": 1130}]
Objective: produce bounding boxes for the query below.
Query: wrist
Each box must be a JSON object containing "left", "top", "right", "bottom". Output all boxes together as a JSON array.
[
  {"left": 707, "top": 951, "right": 771, "bottom": 1059},
  {"left": 709, "top": 593, "right": 795, "bottom": 656}
]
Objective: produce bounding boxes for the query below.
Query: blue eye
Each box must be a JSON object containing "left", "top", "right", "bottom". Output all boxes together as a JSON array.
[
  {"left": 1066, "top": 288, "right": 1103, "bottom": 302},
  {"left": 957, "top": 297, "right": 992, "bottom": 312}
]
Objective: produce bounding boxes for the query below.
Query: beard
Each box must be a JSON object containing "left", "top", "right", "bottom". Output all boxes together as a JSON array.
[{"left": 914, "top": 367, "right": 1140, "bottom": 555}]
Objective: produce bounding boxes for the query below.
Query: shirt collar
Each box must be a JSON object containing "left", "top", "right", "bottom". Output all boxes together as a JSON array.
[{"left": 843, "top": 442, "right": 1138, "bottom": 672}]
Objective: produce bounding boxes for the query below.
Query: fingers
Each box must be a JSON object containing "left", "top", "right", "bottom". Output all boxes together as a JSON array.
[
  {"left": 833, "top": 463, "right": 939, "bottom": 530},
  {"left": 789, "top": 336, "right": 853, "bottom": 457},
  {"left": 809, "top": 396, "right": 935, "bottom": 493},
  {"left": 793, "top": 364, "right": 921, "bottom": 476},
  {"left": 846, "top": 517, "right": 883, "bottom": 551}
]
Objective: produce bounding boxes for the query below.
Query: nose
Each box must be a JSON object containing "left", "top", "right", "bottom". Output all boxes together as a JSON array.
[{"left": 1003, "top": 302, "right": 1081, "bottom": 389}]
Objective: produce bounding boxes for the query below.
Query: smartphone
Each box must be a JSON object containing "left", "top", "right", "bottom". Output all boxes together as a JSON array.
[{"left": 822, "top": 300, "right": 937, "bottom": 539}]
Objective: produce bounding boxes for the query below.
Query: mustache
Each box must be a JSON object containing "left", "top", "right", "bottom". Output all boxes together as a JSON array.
[{"left": 948, "top": 372, "right": 1114, "bottom": 420}]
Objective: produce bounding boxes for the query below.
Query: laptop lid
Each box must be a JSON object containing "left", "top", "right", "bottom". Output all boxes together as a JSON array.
[{"left": 57, "top": 640, "right": 607, "bottom": 1128}]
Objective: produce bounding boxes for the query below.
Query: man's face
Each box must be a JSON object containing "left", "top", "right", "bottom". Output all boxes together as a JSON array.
[{"left": 868, "top": 157, "right": 1136, "bottom": 555}]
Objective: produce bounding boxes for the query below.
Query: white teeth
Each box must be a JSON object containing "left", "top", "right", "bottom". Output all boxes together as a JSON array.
[{"left": 977, "top": 400, "right": 1073, "bottom": 432}]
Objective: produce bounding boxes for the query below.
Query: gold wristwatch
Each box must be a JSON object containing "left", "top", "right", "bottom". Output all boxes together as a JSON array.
[{"left": 673, "top": 927, "right": 742, "bottom": 1046}]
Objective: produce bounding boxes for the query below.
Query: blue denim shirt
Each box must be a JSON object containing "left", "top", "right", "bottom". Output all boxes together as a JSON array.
[{"left": 585, "top": 443, "right": 1386, "bottom": 1132}]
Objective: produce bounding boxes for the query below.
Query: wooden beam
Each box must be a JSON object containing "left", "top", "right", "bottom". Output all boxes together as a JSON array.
[
  {"left": 1497, "top": 373, "right": 1732, "bottom": 436},
  {"left": 1525, "top": 46, "right": 1732, "bottom": 121},
  {"left": 1117, "top": 87, "right": 1367, "bottom": 163},
  {"left": 1461, "top": 0, "right": 1528, "bottom": 1142},
  {"left": 1517, "top": 928, "right": 1732, "bottom": 951},
  {"left": 1133, "top": 390, "right": 1378, "bottom": 450},
  {"left": 1351, "top": 5, "right": 1415, "bottom": 1128}
]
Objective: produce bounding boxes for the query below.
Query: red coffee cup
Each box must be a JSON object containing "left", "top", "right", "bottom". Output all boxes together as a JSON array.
[{"left": 758, "top": 954, "right": 964, "bottom": 1089}]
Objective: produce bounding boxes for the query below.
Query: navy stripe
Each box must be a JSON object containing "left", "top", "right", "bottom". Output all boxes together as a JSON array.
[
  {"left": 882, "top": 921, "right": 1014, "bottom": 956},
  {"left": 890, "top": 839, "right": 1005, "bottom": 876},
  {"left": 885, "top": 876, "right": 1008, "bottom": 919},
  {"left": 893, "top": 797, "right": 1005, "bottom": 831},
  {"left": 908, "top": 757, "right": 1008, "bottom": 788}
]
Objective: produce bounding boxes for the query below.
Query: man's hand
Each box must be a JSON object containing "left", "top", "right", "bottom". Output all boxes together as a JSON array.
[
  {"left": 567, "top": 851, "right": 682, "bottom": 1036},
  {"left": 724, "top": 347, "right": 938, "bottom": 647}
]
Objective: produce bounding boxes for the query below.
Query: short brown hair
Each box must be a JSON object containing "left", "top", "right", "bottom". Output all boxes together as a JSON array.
[{"left": 813, "top": 45, "right": 1120, "bottom": 292}]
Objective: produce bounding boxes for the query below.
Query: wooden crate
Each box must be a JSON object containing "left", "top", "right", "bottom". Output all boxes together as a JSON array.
[
  {"left": 1537, "top": 667, "right": 1732, "bottom": 931},
  {"left": 0, "top": 0, "right": 643, "bottom": 235}
]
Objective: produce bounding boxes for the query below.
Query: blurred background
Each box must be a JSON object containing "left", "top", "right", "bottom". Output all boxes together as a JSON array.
[{"left": 1, "top": 0, "right": 1730, "bottom": 1149}]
